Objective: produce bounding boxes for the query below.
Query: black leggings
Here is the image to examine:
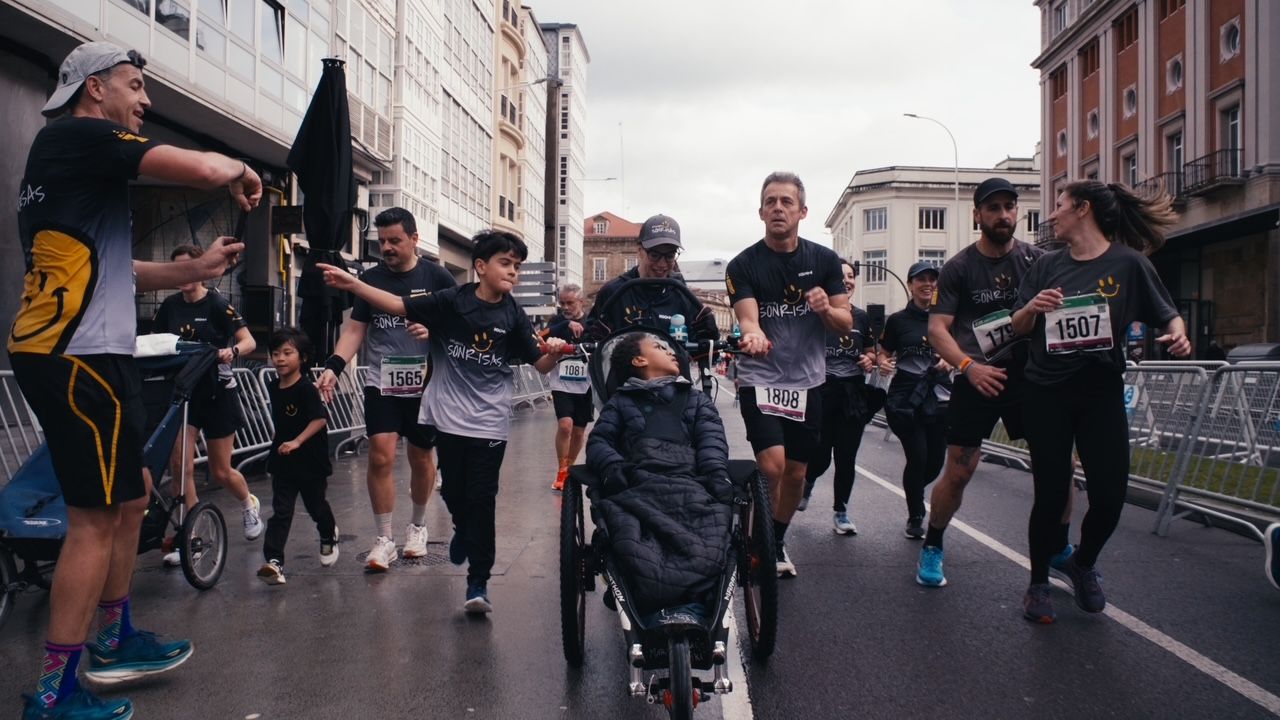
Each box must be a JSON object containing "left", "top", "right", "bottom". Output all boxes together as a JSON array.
[
  {"left": 263, "top": 473, "right": 337, "bottom": 564},
  {"left": 887, "top": 410, "right": 946, "bottom": 520},
  {"left": 436, "top": 431, "right": 508, "bottom": 585},
  {"left": 806, "top": 382, "right": 871, "bottom": 513},
  {"left": 1023, "top": 368, "right": 1129, "bottom": 583}
]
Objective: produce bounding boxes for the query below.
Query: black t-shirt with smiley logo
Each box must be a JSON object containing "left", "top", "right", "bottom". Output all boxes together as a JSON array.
[
  {"left": 267, "top": 378, "right": 331, "bottom": 476},
  {"left": 1013, "top": 242, "right": 1179, "bottom": 386},
  {"left": 933, "top": 239, "right": 1044, "bottom": 367},
  {"left": 403, "top": 283, "right": 543, "bottom": 441},
  {"left": 152, "top": 289, "right": 245, "bottom": 347},
  {"left": 824, "top": 306, "right": 873, "bottom": 379},
  {"left": 726, "top": 238, "right": 846, "bottom": 389}
]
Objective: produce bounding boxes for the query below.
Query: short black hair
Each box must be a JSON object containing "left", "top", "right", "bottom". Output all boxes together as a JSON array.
[
  {"left": 609, "top": 331, "right": 648, "bottom": 382},
  {"left": 374, "top": 206, "right": 417, "bottom": 236},
  {"left": 171, "top": 244, "right": 203, "bottom": 261},
  {"left": 269, "top": 327, "right": 314, "bottom": 365},
  {"left": 472, "top": 229, "right": 528, "bottom": 266}
]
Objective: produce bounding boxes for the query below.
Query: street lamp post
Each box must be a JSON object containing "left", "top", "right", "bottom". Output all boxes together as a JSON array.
[{"left": 904, "top": 113, "right": 961, "bottom": 256}]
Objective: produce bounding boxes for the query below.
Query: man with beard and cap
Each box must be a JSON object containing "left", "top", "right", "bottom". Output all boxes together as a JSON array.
[
  {"left": 316, "top": 207, "right": 455, "bottom": 571},
  {"left": 914, "top": 178, "right": 1072, "bottom": 588}
]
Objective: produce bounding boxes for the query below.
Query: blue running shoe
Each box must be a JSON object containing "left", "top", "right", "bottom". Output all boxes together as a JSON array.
[
  {"left": 1049, "top": 543, "right": 1075, "bottom": 572},
  {"left": 1263, "top": 522, "right": 1279, "bottom": 591},
  {"left": 464, "top": 581, "right": 492, "bottom": 614},
  {"left": 448, "top": 531, "right": 467, "bottom": 566},
  {"left": 83, "top": 631, "right": 192, "bottom": 686},
  {"left": 916, "top": 545, "right": 947, "bottom": 587},
  {"left": 22, "top": 688, "right": 133, "bottom": 719}
]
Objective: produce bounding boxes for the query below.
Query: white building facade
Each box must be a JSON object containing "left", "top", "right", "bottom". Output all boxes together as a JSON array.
[
  {"left": 519, "top": 5, "right": 549, "bottom": 261},
  {"left": 542, "top": 22, "right": 589, "bottom": 287}
]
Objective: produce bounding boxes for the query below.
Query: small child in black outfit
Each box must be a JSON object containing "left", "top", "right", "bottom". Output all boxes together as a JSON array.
[{"left": 257, "top": 328, "right": 339, "bottom": 585}]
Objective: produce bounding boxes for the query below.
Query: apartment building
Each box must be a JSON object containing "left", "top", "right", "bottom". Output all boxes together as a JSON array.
[
  {"left": 542, "top": 22, "right": 589, "bottom": 287},
  {"left": 519, "top": 4, "right": 549, "bottom": 261},
  {"left": 1034, "top": 0, "right": 1280, "bottom": 351}
]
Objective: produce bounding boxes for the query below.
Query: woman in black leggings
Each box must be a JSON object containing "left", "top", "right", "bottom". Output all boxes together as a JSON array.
[
  {"left": 1011, "top": 180, "right": 1190, "bottom": 623},
  {"left": 878, "top": 262, "right": 952, "bottom": 537}
]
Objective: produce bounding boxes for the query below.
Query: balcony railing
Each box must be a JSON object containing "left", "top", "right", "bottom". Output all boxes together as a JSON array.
[
  {"left": 1033, "top": 220, "right": 1061, "bottom": 250},
  {"left": 1183, "top": 149, "right": 1245, "bottom": 195},
  {"left": 1133, "top": 171, "right": 1186, "bottom": 201}
]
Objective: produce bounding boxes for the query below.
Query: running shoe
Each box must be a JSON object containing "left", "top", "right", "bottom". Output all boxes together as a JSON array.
[
  {"left": 319, "top": 529, "right": 340, "bottom": 567},
  {"left": 775, "top": 543, "right": 797, "bottom": 578},
  {"left": 1264, "top": 522, "right": 1280, "bottom": 591},
  {"left": 551, "top": 467, "right": 567, "bottom": 492},
  {"left": 1022, "top": 583, "right": 1056, "bottom": 624},
  {"left": 21, "top": 688, "right": 133, "bottom": 720},
  {"left": 243, "top": 494, "right": 263, "bottom": 540},
  {"left": 833, "top": 512, "right": 857, "bottom": 536},
  {"left": 257, "top": 560, "right": 286, "bottom": 585},
  {"left": 162, "top": 551, "right": 180, "bottom": 568},
  {"left": 904, "top": 516, "right": 925, "bottom": 540},
  {"left": 83, "top": 631, "right": 193, "bottom": 685},
  {"left": 448, "top": 530, "right": 467, "bottom": 566},
  {"left": 1049, "top": 543, "right": 1075, "bottom": 573},
  {"left": 916, "top": 545, "right": 947, "bottom": 587},
  {"left": 402, "top": 523, "right": 429, "bottom": 558},
  {"left": 797, "top": 480, "right": 814, "bottom": 512},
  {"left": 366, "top": 535, "right": 397, "bottom": 571},
  {"left": 1063, "top": 557, "right": 1106, "bottom": 613},
  {"left": 464, "top": 581, "right": 492, "bottom": 614}
]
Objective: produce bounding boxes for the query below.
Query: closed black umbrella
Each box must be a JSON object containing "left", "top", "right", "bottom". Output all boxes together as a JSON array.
[{"left": 287, "top": 57, "right": 355, "bottom": 364}]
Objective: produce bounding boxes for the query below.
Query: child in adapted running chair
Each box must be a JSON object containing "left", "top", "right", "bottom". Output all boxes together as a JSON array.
[{"left": 584, "top": 332, "right": 734, "bottom": 616}]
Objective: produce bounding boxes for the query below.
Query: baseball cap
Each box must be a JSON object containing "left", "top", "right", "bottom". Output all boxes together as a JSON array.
[
  {"left": 42, "top": 41, "right": 137, "bottom": 117},
  {"left": 907, "top": 261, "right": 940, "bottom": 280},
  {"left": 973, "top": 177, "right": 1019, "bottom": 206},
  {"left": 638, "top": 214, "right": 682, "bottom": 250}
]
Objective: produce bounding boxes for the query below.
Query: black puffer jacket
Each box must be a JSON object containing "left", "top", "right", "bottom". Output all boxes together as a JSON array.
[{"left": 585, "top": 376, "right": 733, "bottom": 615}]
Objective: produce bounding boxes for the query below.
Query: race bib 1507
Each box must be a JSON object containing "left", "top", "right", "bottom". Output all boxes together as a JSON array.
[
  {"left": 755, "top": 386, "right": 807, "bottom": 421},
  {"left": 380, "top": 355, "right": 428, "bottom": 396},
  {"left": 1045, "top": 295, "right": 1113, "bottom": 354}
]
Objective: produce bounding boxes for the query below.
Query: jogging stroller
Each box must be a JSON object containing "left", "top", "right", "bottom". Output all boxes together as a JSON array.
[{"left": 0, "top": 341, "right": 229, "bottom": 632}]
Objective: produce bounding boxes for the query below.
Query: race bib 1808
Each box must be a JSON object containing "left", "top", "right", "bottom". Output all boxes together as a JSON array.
[
  {"left": 755, "top": 386, "right": 807, "bottom": 421},
  {"left": 973, "top": 310, "right": 1016, "bottom": 361},
  {"left": 1045, "top": 295, "right": 1113, "bottom": 354},
  {"left": 558, "top": 358, "right": 588, "bottom": 383},
  {"left": 380, "top": 355, "right": 428, "bottom": 396}
]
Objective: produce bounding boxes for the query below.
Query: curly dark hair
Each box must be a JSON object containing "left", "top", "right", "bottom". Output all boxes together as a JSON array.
[{"left": 609, "top": 332, "right": 650, "bottom": 382}]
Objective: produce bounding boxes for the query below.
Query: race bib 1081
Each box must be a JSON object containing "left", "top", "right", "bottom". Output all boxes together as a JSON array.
[
  {"left": 558, "top": 358, "right": 588, "bottom": 383},
  {"left": 755, "top": 386, "right": 807, "bottom": 421},
  {"left": 1045, "top": 295, "right": 1113, "bottom": 354},
  {"left": 380, "top": 355, "right": 428, "bottom": 396}
]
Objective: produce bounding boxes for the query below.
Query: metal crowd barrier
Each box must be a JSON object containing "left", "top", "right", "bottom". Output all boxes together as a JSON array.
[
  {"left": 0, "top": 371, "right": 43, "bottom": 486},
  {"left": 254, "top": 365, "right": 369, "bottom": 462},
  {"left": 511, "top": 364, "right": 552, "bottom": 411}
]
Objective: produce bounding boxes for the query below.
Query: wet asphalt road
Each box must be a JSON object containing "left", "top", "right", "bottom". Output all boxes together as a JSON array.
[{"left": 2, "top": 382, "right": 1278, "bottom": 719}]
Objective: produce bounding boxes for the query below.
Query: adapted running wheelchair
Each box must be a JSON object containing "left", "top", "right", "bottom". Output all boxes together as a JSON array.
[
  {"left": 557, "top": 279, "right": 777, "bottom": 719},
  {"left": 0, "top": 341, "right": 230, "bottom": 632}
]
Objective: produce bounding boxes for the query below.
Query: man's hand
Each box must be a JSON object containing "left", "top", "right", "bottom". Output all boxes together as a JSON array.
[
  {"left": 278, "top": 440, "right": 299, "bottom": 455},
  {"left": 407, "top": 322, "right": 429, "bottom": 341},
  {"left": 934, "top": 357, "right": 953, "bottom": 373},
  {"left": 317, "top": 263, "right": 357, "bottom": 291},
  {"left": 197, "top": 237, "right": 244, "bottom": 281},
  {"left": 878, "top": 356, "right": 896, "bottom": 377},
  {"left": 806, "top": 287, "right": 830, "bottom": 315},
  {"left": 739, "top": 331, "right": 771, "bottom": 357},
  {"left": 1157, "top": 331, "right": 1192, "bottom": 358},
  {"left": 315, "top": 369, "right": 339, "bottom": 403},
  {"left": 568, "top": 320, "right": 584, "bottom": 338},
  {"left": 542, "top": 336, "right": 569, "bottom": 356},
  {"left": 964, "top": 362, "right": 1008, "bottom": 398},
  {"left": 217, "top": 348, "right": 236, "bottom": 364},
  {"left": 857, "top": 352, "right": 875, "bottom": 374},
  {"left": 229, "top": 166, "right": 264, "bottom": 212}
]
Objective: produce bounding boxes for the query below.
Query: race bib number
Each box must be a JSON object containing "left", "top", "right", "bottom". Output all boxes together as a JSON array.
[
  {"left": 1045, "top": 295, "right": 1113, "bottom": 354},
  {"left": 558, "top": 358, "right": 588, "bottom": 383},
  {"left": 380, "top": 355, "right": 428, "bottom": 397},
  {"left": 755, "top": 386, "right": 807, "bottom": 421},
  {"left": 973, "top": 310, "right": 1016, "bottom": 361}
]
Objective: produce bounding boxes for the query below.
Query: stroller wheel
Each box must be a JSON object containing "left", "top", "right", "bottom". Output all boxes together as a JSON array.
[
  {"left": 741, "top": 470, "right": 778, "bottom": 660},
  {"left": 0, "top": 545, "right": 17, "bottom": 632},
  {"left": 180, "top": 502, "right": 227, "bottom": 590},
  {"left": 559, "top": 472, "right": 587, "bottom": 667},
  {"left": 665, "top": 635, "right": 694, "bottom": 720}
]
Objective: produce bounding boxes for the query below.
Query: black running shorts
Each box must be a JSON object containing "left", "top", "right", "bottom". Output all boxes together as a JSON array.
[
  {"left": 552, "top": 390, "right": 594, "bottom": 427},
  {"left": 10, "top": 353, "right": 147, "bottom": 508},
  {"left": 363, "top": 385, "right": 436, "bottom": 449},
  {"left": 188, "top": 380, "right": 243, "bottom": 440},
  {"left": 945, "top": 368, "right": 1026, "bottom": 448},
  {"left": 738, "top": 386, "right": 822, "bottom": 462}
]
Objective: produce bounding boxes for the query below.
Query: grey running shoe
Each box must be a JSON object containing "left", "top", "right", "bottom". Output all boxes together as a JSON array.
[
  {"left": 904, "top": 516, "right": 925, "bottom": 540},
  {"left": 1022, "top": 583, "right": 1056, "bottom": 624},
  {"left": 1063, "top": 557, "right": 1106, "bottom": 613}
]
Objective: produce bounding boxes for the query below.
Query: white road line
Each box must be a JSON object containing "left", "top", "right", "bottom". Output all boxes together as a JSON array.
[
  {"left": 720, "top": 610, "right": 755, "bottom": 720},
  {"left": 857, "top": 464, "right": 1280, "bottom": 717}
]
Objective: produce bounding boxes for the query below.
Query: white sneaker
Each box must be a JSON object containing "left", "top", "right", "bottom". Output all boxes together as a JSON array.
[
  {"left": 257, "top": 560, "right": 286, "bottom": 585},
  {"left": 366, "top": 535, "right": 397, "bottom": 571},
  {"left": 320, "top": 529, "right": 340, "bottom": 567},
  {"left": 163, "top": 550, "right": 181, "bottom": 567},
  {"left": 833, "top": 512, "right": 858, "bottom": 536},
  {"left": 776, "top": 544, "right": 797, "bottom": 578},
  {"left": 403, "top": 523, "right": 429, "bottom": 558},
  {"left": 243, "top": 494, "right": 264, "bottom": 540}
]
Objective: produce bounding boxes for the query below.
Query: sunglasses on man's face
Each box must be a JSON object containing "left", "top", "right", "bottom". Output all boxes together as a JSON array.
[{"left": 646, "top": 249, "right": 679, "bottom": 262}]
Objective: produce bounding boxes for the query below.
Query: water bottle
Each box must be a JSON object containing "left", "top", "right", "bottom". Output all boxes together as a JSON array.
[{"left": 669, "top": 313, "right": 688, "bottom": 345}]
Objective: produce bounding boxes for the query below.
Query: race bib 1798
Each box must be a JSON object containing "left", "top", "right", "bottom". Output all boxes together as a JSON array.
[
  {"left": 1045, "top": 295, "right": 1113, "bottom": 354},
  {"left": 973, "top": 310, "right": 1016, "bottom": 361}
]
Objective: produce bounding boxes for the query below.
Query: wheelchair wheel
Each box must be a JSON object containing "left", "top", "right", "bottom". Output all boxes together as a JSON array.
[
  {"left": 741, "top": 470, "right": 778, "bottom": 660},
  {"left": 559, "top": 474, "right": 587, "bottom": 667},
  {"left": 0, "top": 545, "right": 17, "bottom": 632},
  {"left": 179, "top": 502, "right": 227, "bottom": 590},
  {"left": 666, "top": 635, "right": 694, "bottom": 720}
]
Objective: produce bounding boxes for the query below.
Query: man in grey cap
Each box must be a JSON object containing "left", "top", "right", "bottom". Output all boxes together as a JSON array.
[
  {"left": 12, "top": 40, "right": 261, "bottom": 719},
  {"left": 585, "top": 213, "right": 718, "bottom": 341}
]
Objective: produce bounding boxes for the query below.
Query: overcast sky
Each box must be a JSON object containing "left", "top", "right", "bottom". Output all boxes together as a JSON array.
[{"left": 529, "top": 0, "right": 1046, "bottom": 261}]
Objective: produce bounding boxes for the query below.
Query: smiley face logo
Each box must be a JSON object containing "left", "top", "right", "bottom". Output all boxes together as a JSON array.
[
  {"left": 1097, "top": 276, "right": 1120, "bottom": 298},
  {"left": 472, "top": 331, "right": 494, "bottom": 353},
  {"left": 178, "top": 322, "right": 196, "bottom": 340},
  {"left": 994, "top": 272, "right": 1012, "bottom": 291},
  {"left": 838, "top": 334, "right": 857, "bottom": 351},
  {"left": 784, "top": 284, "right": 804, "bottom": 306},
  {"left": 284, "top": 403, "right": 298, "bottom": 417},
  {"left": 623, "top": 306, "right": 647, "bottom": 325}
]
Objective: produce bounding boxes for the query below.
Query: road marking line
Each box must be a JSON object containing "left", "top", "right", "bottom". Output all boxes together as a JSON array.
[
  {"left": 721, "top": 610, "right": 755, "bottom": 720},
  {"left": 857, "top": 464, "right": 1280, "bottom": 717}
]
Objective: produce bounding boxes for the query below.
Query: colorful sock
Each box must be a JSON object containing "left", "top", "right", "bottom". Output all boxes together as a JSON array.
[
  {"left": 375, "top": 512, "right": 394, "bottom": 539},
  {"left": 35, "top": 642, "right": 82, "bottom": 708},
  {"left": 773, "top": 519, "right": 789, "bottom": 544},
  {"left": 96, "top": 596, "right": 136, "bottom": 651},
  {"left": 410, "top": 503, "right": 428, "bottom": 527},
  {"left": 924, "top": 523, "right": 946, "bottom": 549}
]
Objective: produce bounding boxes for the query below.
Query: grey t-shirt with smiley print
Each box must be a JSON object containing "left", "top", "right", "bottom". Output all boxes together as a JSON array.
[{"left": 933, "top": 239, "right": 1044, "bottom": 367}]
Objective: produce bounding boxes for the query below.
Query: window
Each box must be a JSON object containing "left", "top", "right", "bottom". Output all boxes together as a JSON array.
[
  {"left": 862, "top": 250, "right": 887, "bottom": 284},
  {"left": 623, "top": 258, "right": 638, "bottom": 272},
  {"left": 1158, "top": 0, "right": 1185, "bottom": 21},
  {"left": 1084, "top": 163, "right": 1099, "bottom": 180},
  {"left": 593, "top": 220, "right": 607, "bottom": 234},
  {"left": 917, "top": 249, "right": 946, "bottom": 269},
  {"left": 1026, "top": 211, "right": 1041, "bottom": 232},
  {"left": 863, "top": 207, "right": 887, "bottom": 232},
  {"left": 1123, "top": 152, "right": 1138, "bottom": 187},
  {"left": 156, "top": 0, "right": 191, "bottom": 40},
  {"left": 918, "top": 207, "right": 946, "bottom": 231},
  {"left": 261, "top": 0, "right": 283, "bottom": 63},
  {"left": 1166, "top": 130, "right": 1184, "bottom": 175},
  {"left": 1115, "top": 9, "right": 1138, "bottom": 51},
  {"left": 1080, "top": 39, "right": 1100, "bottom": 77},
  {"left": 592, "top": 258, "right": 607, "bottom": 282},
  {"left": 1123, "top": 86, "right": 1138, "bottom": 118},
  {"left": 1052, "top": 1, "right": 1068, "bottom": 35},
  {"left": 1221, "top": 20, "right": 1241, "bottom": 61},
  {"left": 1166, "top": 56, "right": 1183, "bottom": 93},
  {"left": 1050, "top": 65, "right": 1068, "bottom": 100},
  {"left": 1087, "top": 109, "right": 1100, "bottom": 139},
  {"left": 1222, "top": 105, "right": 1241, "bottom": 176},
  {"left": 1056, "top": 129, "right": 1068, "bottom": 156}
]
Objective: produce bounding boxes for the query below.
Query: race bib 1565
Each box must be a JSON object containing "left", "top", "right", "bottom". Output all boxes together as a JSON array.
[{"left": 381, "top": 355, "right": 428, "bottom": 396}]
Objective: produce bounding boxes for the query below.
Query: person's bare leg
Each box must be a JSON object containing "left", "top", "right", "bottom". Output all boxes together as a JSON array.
[
  {"left": 925, "top": 445, "right": 982, "bottom": 531},
  {"left": 567, "top": 426, "right": 587, "bottom": 463},
  {"left": 46, "top": 506, "right": 119, "bottom": 645},
  {"left": 554, "top": 417, "right": 573, "bottom": 461},
  {"left": 407, "top": 444, "right": 435, "bottom": 507},
  {"left": 100, "top": 495, "right": 148, "bottom": 604},
  {"left": 366, "top": 433, "right": 399, "bottom": 516},
  {"left": 774, "top": 459, "right": 809, "bottom": 523},
  {"left": 205, "top": 435, "right": 249, "bottom": 502}
]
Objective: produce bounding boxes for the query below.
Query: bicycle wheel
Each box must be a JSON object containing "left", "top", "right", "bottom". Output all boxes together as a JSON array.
[
  {"left": 0, "top": 545, "right": 17, "bottom": 632},
  {"left": 560, "top": 473, "right": 586, "bottom": 667},
  {"left": 666, "top": 635, "right": 694, "bottom": 720},
  {"left": 180, "top": 502, "right": 227, "bottom": 590},
  {"left": 741, "top": 470, "right": 778, "bottom": 660}
]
